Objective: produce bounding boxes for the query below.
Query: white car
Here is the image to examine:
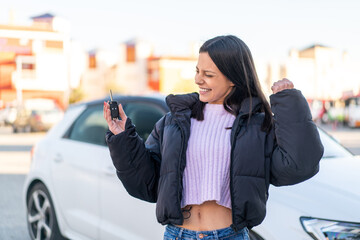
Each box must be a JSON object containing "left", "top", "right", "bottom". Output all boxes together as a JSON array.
[
  {"left": 0, "top": 106, "right": 17, "bottom": 126},
  {"left": 252, "top": 131, "right": 360, "bottom": 240},
  {"left": 23, "top": 95, "right": 360, "bottom": 240}
]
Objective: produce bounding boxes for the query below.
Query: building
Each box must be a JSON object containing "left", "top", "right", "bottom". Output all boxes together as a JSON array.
[
  {"left": 80, "top": 39, "right": 154, "bottom": 100},
  {"left": 147, "top": 56, "right": 198, "bottom": 94},
  {"left": 0, "top": 13, "right": 74, "bottom": 109},
  {"left": 82, "top": 41, "right": 271, "bottom": 99},
  {"left": 267, "top": 44, "right": 360, "bottom": 101},
  {"left": 81, "top": 39, "right": 200, "bottom": 99}
]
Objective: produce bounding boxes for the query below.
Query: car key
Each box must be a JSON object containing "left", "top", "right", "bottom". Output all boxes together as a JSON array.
[{"left": 109, "top": 90, "right": 120, "bottom": 120}]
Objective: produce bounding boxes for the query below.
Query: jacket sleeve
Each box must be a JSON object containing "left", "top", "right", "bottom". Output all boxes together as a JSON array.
[
  {"left": 105, "top": 115, "right": 165, "bottom": 202},
  {"left": 269, "top": 89, "right": 324, "bottom": 186}
]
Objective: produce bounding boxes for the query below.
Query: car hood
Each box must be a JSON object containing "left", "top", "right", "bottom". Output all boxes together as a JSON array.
[{"left": 268, "top": 156, "right": 360, "bottom": 222}]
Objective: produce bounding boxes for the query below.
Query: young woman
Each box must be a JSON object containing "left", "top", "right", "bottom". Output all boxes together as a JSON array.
[{"left": 104, "top": 35, "right": 323, "bottom": 240}]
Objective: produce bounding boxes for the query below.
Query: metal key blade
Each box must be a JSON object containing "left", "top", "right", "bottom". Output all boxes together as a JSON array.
[{"left": 110, "top": 89, "right": 113, "bottom": 101}]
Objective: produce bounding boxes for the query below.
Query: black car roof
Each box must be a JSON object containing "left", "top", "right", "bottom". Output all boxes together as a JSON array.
[{"left": 68, "top": 94, "right": 169, "bottom": 111}]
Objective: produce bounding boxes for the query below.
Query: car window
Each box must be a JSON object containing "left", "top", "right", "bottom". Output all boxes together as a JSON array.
[
  {"left": 318, "top": 128, "right": 353, "bottom": 159},
  {"left": 66, "top": 104, "right": 108, "bottom": 146},
  {"left": 124, "top": 101, "right": 166, "bottom": 141}
]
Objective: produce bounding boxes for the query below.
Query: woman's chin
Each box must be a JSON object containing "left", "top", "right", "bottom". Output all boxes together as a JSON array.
[{"left": 199, "top": 96, "right": 208, "bottom": 103}]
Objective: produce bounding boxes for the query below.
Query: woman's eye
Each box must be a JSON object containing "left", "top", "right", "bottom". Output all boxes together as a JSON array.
[{"left": 205, "top": 75, "right": 214, "bottom": 78}]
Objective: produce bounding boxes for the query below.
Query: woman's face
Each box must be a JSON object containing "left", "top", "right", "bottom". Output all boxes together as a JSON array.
[{"left": 195, "top": 52, "right": 234, "bottom": 104}]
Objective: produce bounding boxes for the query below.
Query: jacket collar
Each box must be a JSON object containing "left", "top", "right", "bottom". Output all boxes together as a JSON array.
[
  {"left": 239, "top": 97, "right": 262, "bottom": 116},
  {"left": 166, "top": 92, "right": 199, "bottom": 114},
  {"left": 165, "top": 92, "right": 262, "bottom": 115}
]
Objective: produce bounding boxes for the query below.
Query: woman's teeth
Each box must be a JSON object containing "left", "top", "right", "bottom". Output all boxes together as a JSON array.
[{"left": 200, "top": 88, "right": 211, "bottom": 92}]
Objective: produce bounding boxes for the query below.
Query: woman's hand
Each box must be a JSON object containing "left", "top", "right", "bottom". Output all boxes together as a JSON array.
[
  {"left": 271, "top": 78, "right": 294, "bottom": 94},
  {"left": 103, "top": 101, "right": 128, "bottom": 135}
]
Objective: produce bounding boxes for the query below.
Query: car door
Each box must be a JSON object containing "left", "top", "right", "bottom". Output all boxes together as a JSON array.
[
  {"left": 99, "top": 100, "right": 167, "bottom": 240},
  {"left": 51, "top": 103, "right": 109, "bottom": 239}
]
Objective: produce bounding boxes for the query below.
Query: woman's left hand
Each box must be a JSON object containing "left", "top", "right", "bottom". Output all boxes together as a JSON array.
[{"left": 271, "top": 78, "right": 294, "bottom": 94}]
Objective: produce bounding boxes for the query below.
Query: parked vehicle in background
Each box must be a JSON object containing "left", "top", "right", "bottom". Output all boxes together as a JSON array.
[
  {"left": 0, "top": 106, "right": 17, "bottom": 126},
  {"left": 344, "top": 96, "right": 360, "bottom": 127},
  {"left": 23, "top": 95, "right": 360, "bottom": 240},
  {"left": 29, "top": 108, "right": 64, "bottom": 132},
  {"left": 0, "top": 108, "right": 5, "bottom": 126},
  {"left": 310, "top": 99, "right": 325, "bottom": 124},
  {"left": 325, "top": 99, "right": 346, "bottom": 124},
  {"left": 311, "top": 99, "right": 346, "bottom": 126},
  {"left": 12, "top": 98, "right": 64, "bottom": 133}
]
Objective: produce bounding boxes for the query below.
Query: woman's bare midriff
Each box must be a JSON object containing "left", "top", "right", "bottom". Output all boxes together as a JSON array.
[{"left": 175, "top": 200, "right": 232, "bottom": 231}]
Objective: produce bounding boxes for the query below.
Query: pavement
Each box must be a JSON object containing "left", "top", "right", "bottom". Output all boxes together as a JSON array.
[
  {"left": 0, "top": 126, "right": 45, "bottom": 174},
  {"left": 0, "top": 126, "right": 43, "bottom": 240},
  {"left": 0, "top": 174, "right": 30, "bottom": 240},
  {"left": 318, "top": 123, "right": 360, "bottom": 155}
]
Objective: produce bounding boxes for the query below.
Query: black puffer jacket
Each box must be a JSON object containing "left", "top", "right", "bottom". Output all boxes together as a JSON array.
[{"left": 106, "top": 89, "right": 324, "bottom": 231}]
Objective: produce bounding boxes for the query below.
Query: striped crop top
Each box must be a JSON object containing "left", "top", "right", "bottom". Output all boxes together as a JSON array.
[{"left": 181, "top": 103, "right": 236, "bottom": 209}]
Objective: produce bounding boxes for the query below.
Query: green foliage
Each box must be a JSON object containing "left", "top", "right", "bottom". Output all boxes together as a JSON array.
[{"left": 69, "top": 87, "right": 85, "bottom": 104}]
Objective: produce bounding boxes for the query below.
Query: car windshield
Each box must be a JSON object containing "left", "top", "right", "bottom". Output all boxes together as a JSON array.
[{"left": 318, "top": 127, "right": 354, "bottom": 158}]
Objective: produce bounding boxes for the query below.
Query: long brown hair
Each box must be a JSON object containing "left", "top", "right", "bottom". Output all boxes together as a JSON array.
[{"left": 191, "top": 35, "right": 273, "bottom": 132}]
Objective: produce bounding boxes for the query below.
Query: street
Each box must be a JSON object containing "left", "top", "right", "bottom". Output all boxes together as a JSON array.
[
  {"left": 319, "top": 123, "right": 360, "bottom": 155},
  {"left": 0, "top": 124, "right": 359, "bottom": 240},
  {"left": 0, "top": 126, "right": 45, "bottom": 240}
]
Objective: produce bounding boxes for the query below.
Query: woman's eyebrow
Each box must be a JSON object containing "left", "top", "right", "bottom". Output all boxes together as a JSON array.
[
  {"left": 196, "top": 66, "right": 216, "bottom": 74},
  {"left": 204, "top": 70, "right": 216, "bottom": 74}
]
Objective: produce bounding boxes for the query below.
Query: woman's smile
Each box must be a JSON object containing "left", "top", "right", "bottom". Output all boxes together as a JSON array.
[{"left": 199, "top": 88, "right": 212, "bottom": 95}]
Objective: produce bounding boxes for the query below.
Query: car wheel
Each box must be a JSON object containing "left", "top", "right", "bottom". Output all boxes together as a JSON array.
[
  {"left": 249, "top": 230, "right": 264, "bottom": 240},
  {"left": 27, "top": 183, "right": 66, "bottom": 240}
]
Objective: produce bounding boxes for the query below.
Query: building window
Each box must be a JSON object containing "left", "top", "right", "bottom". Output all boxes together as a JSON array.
[
  {"left": 17, "top": 56, "right": 36, "bottom": 79},
  {"left": 22, "top": 63, "right": 35, "bottom": 70},
  {"left": 89, "top": 54, "right": 96, "bottom": 69},
  {"left": 126, "top": 44, "right": 136, "bottom": 63},
  {"left": 45, "top": 40, "right": 63, "bottom": 49}
]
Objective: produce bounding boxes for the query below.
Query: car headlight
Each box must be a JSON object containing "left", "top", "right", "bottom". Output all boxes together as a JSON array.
[{"left": 300, "top": 217, "right": 360, "bottom": 240}]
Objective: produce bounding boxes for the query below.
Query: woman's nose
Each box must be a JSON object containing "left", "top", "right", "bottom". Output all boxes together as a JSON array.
[{"left": 195, "top": 74, "right": 204, "bottom": 85}]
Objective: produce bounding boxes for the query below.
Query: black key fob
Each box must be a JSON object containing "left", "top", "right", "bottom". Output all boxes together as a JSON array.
[
  {"left": 110, "top": 101, "right": 120, "bottom": 120},
  {"left": 109, "top": 90, "right": 120, "bottom": 120}
]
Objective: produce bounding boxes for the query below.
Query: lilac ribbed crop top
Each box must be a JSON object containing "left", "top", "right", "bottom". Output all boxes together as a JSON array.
[{"left": 181, "top": 103, "right": 236, "bottom": 209}]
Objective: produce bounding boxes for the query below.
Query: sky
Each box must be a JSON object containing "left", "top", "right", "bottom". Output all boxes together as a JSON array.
[{"left": 1, "top": 0, "right": 360, "bottom": 61}]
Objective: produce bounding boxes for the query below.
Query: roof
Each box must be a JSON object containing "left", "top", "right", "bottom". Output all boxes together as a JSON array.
[
  {"left": 301, "top": 44, "right": 330, "bottom": 51},
  {"left": 0, "top": 24, "right": 54, "bottom": 32},
  {"left": 30, "top": 13, "right": 55, "bottom": 19},
  {"left": 148, "top": 56, "right": 197, "bottom": 61},
  {"left": 69, "top": 94, "right": 168, "bottom": 110}
]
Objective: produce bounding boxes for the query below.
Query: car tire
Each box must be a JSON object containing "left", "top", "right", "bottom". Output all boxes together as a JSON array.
[
  {"left": 249, "top": 230, "right": 264, "bottom": 240},
  {"left": 26, "top": 183, "right": 67, "bottom": 240}
]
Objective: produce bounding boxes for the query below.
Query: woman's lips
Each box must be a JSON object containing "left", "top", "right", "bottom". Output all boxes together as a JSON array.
[{"left": 199, "top": 88, "right": 211, "bottom": 95}]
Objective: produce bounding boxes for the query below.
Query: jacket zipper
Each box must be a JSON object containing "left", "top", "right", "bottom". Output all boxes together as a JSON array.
[
  {"left": 230, "top": 117, "right": 244, "bottom": 232},
  {"left": 176, "top": 119, "right": 186, "bottom": 223}
]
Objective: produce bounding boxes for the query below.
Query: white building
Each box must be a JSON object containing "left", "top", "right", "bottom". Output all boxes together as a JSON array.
[
  {"left": 267, "top": 45, "right": 360, "bottom": 100},
  {"left": 0, "top": 13, "right": 85, "bottom": 109},
  {"left": 81, "top": 39, "right": 154, "bottom": 100}
]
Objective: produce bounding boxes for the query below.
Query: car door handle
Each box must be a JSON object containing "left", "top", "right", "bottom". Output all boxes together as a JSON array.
[
  {"left": 104, "top": 166, "right": 115, "bottom": 176},
  {"left": 54, "top": 153, "right": 63, "bottom": 163}
]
